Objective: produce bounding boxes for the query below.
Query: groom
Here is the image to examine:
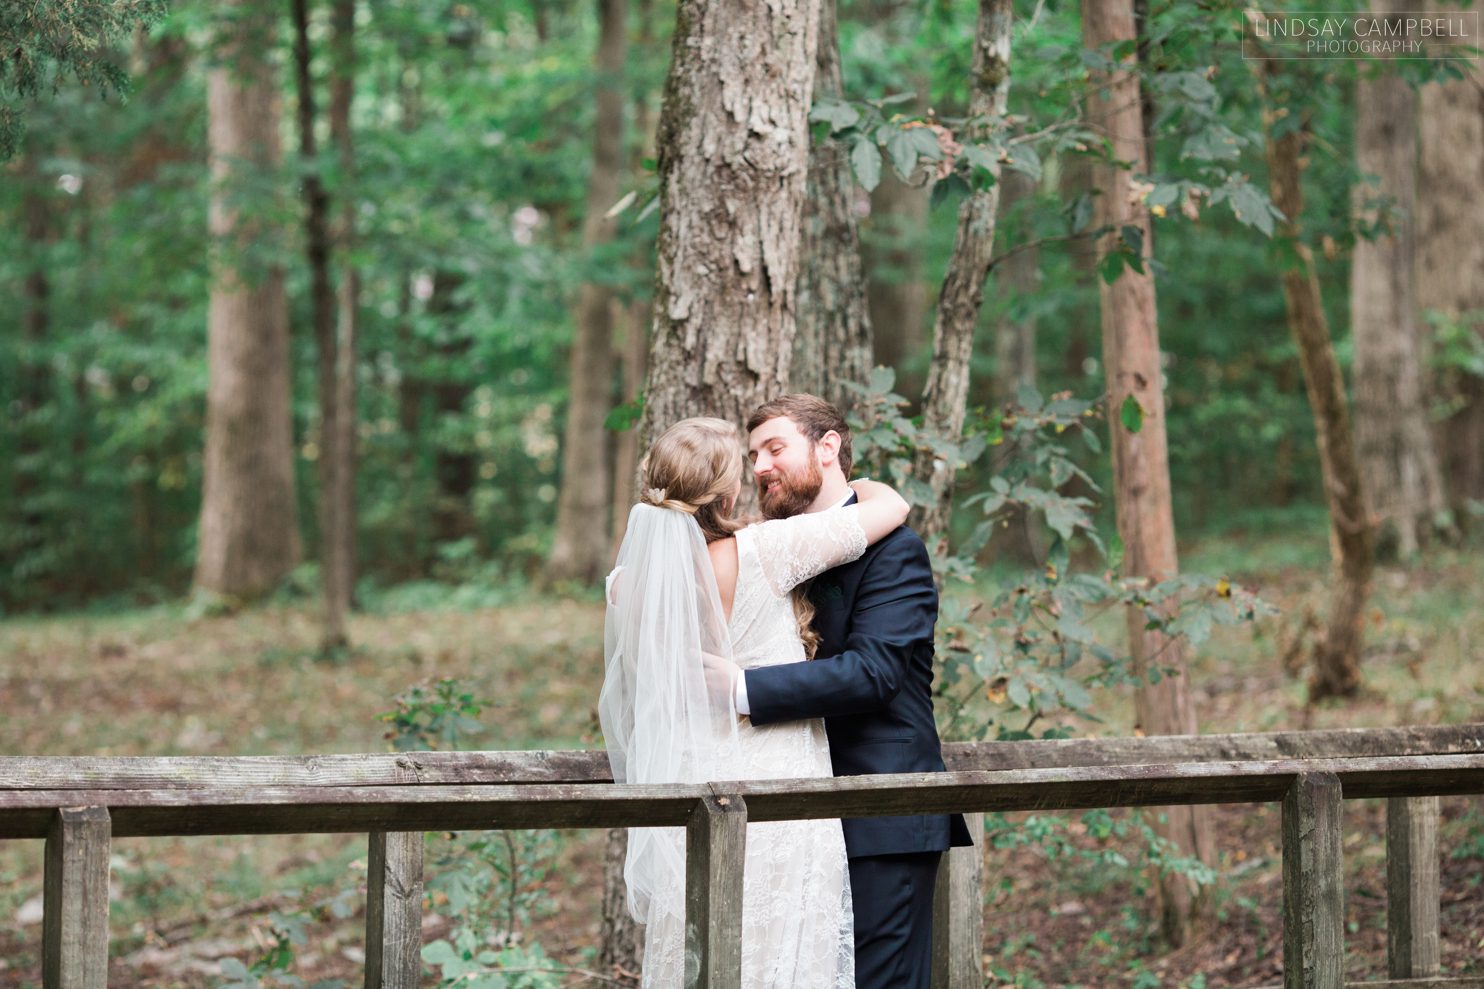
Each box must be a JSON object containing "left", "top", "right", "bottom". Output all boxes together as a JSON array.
[{"left": 730, "top": 393, "right": 972, "bottom": 989}]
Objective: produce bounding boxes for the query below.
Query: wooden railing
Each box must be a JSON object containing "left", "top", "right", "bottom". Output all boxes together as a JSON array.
[{"left": 3, "top": 723, "right": 1482, "bottom": 989}]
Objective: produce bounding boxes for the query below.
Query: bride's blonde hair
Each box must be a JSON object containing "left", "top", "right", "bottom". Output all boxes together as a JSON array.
[{"left": 640, "top": 416, "right": 820, "bottom": 658}]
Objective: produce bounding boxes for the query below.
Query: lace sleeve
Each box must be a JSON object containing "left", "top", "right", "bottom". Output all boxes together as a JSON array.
[{"left": 743, "top": 505, "right": 868, "bottom": 597}]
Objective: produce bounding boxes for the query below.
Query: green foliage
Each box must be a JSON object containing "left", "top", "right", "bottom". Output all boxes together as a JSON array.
[
  {"left": 847, "top": 370, "right": 1274, "bottom": 742},
  {"left": 381, "top": 677, "right": 489, "bottom": 751},
  {"left": 423, "top": 830, "right": 565, "bottom": 988},
  {"left": 218, "top": 909, "right": 345, "bottom": 989},
  {"left": 0, "top": 0, "right": 167, "bottom": 159}
]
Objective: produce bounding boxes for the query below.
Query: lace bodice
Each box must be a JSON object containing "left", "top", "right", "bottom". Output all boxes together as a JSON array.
[{"left": 728, "top": 504, "right": 867, "bottom": 673}]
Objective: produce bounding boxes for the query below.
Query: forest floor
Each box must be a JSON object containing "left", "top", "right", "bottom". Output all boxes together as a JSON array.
[{"left": 1, "top": 517, "right": 1482, "bottom": 987}]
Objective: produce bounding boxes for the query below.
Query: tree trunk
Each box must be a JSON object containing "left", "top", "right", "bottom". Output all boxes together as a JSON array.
[
  {"left": 1060, "top": 152, "right": 1098, "bottom": 382},
  {"left": 429, "top": 271, "right": 477, "bottom": 546},
  {"left": 608, "top": 0, "right": 656, "bottom": 559},
  {"left": 549, "top": 0, "right": 627, "bottom": 585},
  {"left": 1258, "top": 61, "right": 1376, "bottom": 702},
  {"left": 597, "top": 825, "right": 644, "bottom": 985},
  {"left": 15, "top": 171, "right": 53, "bottom": 572},
  {"left": 610, "top": 299, "right": 649, "bottom": 556},
  {"left": 793, "top": 0, "right": 874, "bottom": 417},
  {"left": 324, "top": 0, "right": 359, "bottom": 649},
  {"left": 1352, "top": 0, "right": 1452, "bottom": 558},
  {"left": 196, "top": 0, "right": 302, "bottom": 598},
  {"left": 292, "top": 0, "right": 352, "bottom": 650},
  {"left": 866, "top": 168, "right": 930, "bottom": 405},
  {"left": 987, "top": 166, "right": 1041, "bottom": 566},
  {"left": 1416, "top": 3, "right": 1484, "bottom": 517},
  {"left": 992, "top": 167, "right": 1039, "bottom": 408},
  {"left": 1082, "top": 0, "right": 1212, "bottom": 945},
  {"left": 908, "top": 0, "right": 1014, "bottom": 547},
  {"left": 636, "top": 0, "right": 822, "bottom": 460}
]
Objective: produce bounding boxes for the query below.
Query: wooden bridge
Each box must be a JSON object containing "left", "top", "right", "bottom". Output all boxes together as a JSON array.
[{"left": 3, "top": 723, "right": 1482, "bottom": 989}]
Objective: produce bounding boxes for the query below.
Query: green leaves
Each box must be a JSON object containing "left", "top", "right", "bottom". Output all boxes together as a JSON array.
[
  {"left": 851, "top": 137, "right": 882, "bottom": 192},
  {"left": 1119, "top": 395, "right": 1144, "bottom": 434}
]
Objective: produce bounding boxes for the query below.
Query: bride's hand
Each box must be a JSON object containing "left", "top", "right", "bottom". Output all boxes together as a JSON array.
[
  {"left": 847, "top": 478, "right": 910, "bottom": 534},
  {"left": 701, "top": 650, "right": 741, "bottom": 709}
]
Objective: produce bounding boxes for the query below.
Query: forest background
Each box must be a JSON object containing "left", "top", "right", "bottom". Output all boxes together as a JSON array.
[{"left": 2, "top": 0, "right": 1482, "bottom": 986}]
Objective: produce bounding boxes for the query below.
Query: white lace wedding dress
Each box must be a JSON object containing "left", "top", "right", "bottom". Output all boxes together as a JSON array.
[{"left": 640, "top": 505, "right": 867, "bottom": 989}]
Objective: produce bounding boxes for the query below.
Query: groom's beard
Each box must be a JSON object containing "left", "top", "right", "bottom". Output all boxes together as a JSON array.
[{"left": 758, "top": 458, "right": 823, "bottom": 519}]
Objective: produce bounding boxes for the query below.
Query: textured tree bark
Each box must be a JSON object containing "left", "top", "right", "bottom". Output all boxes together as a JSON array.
[
  {"left": 1259, "top": 62, "right": 1376, "bottom": 702},
  {"left": 549, "top": 0, "right": 627, "bottom": 585},
  {"left": 1352, "top": 0, "right": 1452, "bottom": 558},
  {"left": 793, "top": 0, "right": 874, "bottom": 417},
  {"left": 598, "top": 825, "right": 644, "bottom": 985},
  {"left": 1417, "top": 5, "right": 1484, "bottom": 518},
  {"left": 1082, "top": 0, "right": 1212, "bottom": 944},
  {"left": 196, "top": 0, "right": 302, "bottom": 598},
  {"left": 324, "top": 0, "right": 359, "bottom": 650},
  {"left": 908, "top": 0, "right": 1014, "bottom": 547},
  {"left": 635, "top": 0, "right": 821, "bottom": 462}
]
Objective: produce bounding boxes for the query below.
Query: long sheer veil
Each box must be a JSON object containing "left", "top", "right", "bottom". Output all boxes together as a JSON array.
[{"left": 597, "top": 502, "right": 740, "bottom": 924}]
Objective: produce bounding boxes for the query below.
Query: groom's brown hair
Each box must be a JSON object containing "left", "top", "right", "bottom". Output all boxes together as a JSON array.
[{"left": 747, "top": 394, "right": 853, "bottom": 477}]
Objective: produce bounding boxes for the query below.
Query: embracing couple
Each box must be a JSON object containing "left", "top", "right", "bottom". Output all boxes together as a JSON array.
[{"left": 598, "top": 394, "right": 973, "bottom": 989}]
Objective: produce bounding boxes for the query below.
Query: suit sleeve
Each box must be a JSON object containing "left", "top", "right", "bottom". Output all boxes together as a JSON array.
[{"left": 743, "top": 530, "right": 936, "bottom": 724}]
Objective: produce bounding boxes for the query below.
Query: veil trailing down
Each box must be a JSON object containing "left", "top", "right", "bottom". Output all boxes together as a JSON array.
[{"left": 597, "top": 501, "right": 741, "bottom": 925}]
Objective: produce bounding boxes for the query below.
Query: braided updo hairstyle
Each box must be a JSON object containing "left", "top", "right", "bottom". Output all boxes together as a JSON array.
[
  {"left": 639, "top": 416, "right": 821, "bottom": 659},
  {"left": 639, "top": 417, "right": 747, "bottom": 543}
]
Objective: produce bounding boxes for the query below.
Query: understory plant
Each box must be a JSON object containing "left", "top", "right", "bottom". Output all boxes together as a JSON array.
[{"left": 848, "top": 370, "right": 1271, "bottom": 937}]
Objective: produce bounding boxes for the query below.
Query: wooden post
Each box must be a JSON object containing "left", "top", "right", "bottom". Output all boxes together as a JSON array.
[
  {"left": 43, "top": 805, "right": 111, "bottom": 989},
  {"left": 932, "top": 811, "right": 984, "bottom": 989},
  {"left": 1282, "top": 772, "right": 1344, "bottom": 989},
  {"left": 365, "top": 830, "right": 424, "bottom": 989},
  {"left": 685, "top": 792, "right": 747, "bottom": 989},
  {"left": 1386, "top": 796, "right": 1440, "bottom": 977}
]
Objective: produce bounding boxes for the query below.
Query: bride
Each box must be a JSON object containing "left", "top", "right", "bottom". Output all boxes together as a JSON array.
[{"left": 598, "top": 416, "right": 909, "bottom": 989}]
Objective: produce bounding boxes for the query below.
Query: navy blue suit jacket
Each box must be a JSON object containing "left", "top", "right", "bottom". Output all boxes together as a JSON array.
[{"left": 744, "top": 512, "right": 973, "bottom": 859}]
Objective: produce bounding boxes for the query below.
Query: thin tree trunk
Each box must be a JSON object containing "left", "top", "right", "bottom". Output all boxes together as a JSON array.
[
  {"left": 636, "top": 0, "right": 822, "bottom": 459},
  {"left": 549, "top": 0, "right": 627, "bottom": 585},
  {"left": 992, "top": 167, "right": 1039, "bottom": 407},
  {"left": 1417, "top": 3, "right": 1484, "bottom": 517},
  {"left": 1352, "top": 0, "right": 1452, "bottom": 558},
  {"left": 196, "top": 0, "right": 302, "bottom": 598},
  {"left": 291, "top": 0, "right": 350, "bottom": 649},
  {"left": 15, "top": 174, "right": 52, "bottom": 568},
  {"left": 1082, "top": 0, "right": 1211, "bottom": 945},
  {"left": 429, "top": 271, "right": 477, "bottom": 546},
  {"left": 1258, "top": 61, "right": 1376, "bottom": 702},
  {"left": 1060, "top": 152, "right": 1097, "bottom": 382},
  {"left": 610, "top": 300, "right": 649, "bottom": 555},
  {"left": 866, "top": 167, "right": 930, "bottom": 404},
  {"left": 793, "top": 0, "right": 873, "bottom": 416},
  {"left": 908, "top": 0, "right": 1014, "bottom": 547},
  {"left": 323, "top": 0, "right": 359, "bottom": 649},
  {"left": 607, "top": 0, "right": 656, "bottom": 560},
  {"left": 988, "top": 166, "right": 1041, "bottom": 566}
]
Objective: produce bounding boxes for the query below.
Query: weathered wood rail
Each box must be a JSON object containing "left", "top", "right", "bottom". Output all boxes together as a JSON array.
[{"left": 3, "top": 723, "right": 1482, "bottom": 989}]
